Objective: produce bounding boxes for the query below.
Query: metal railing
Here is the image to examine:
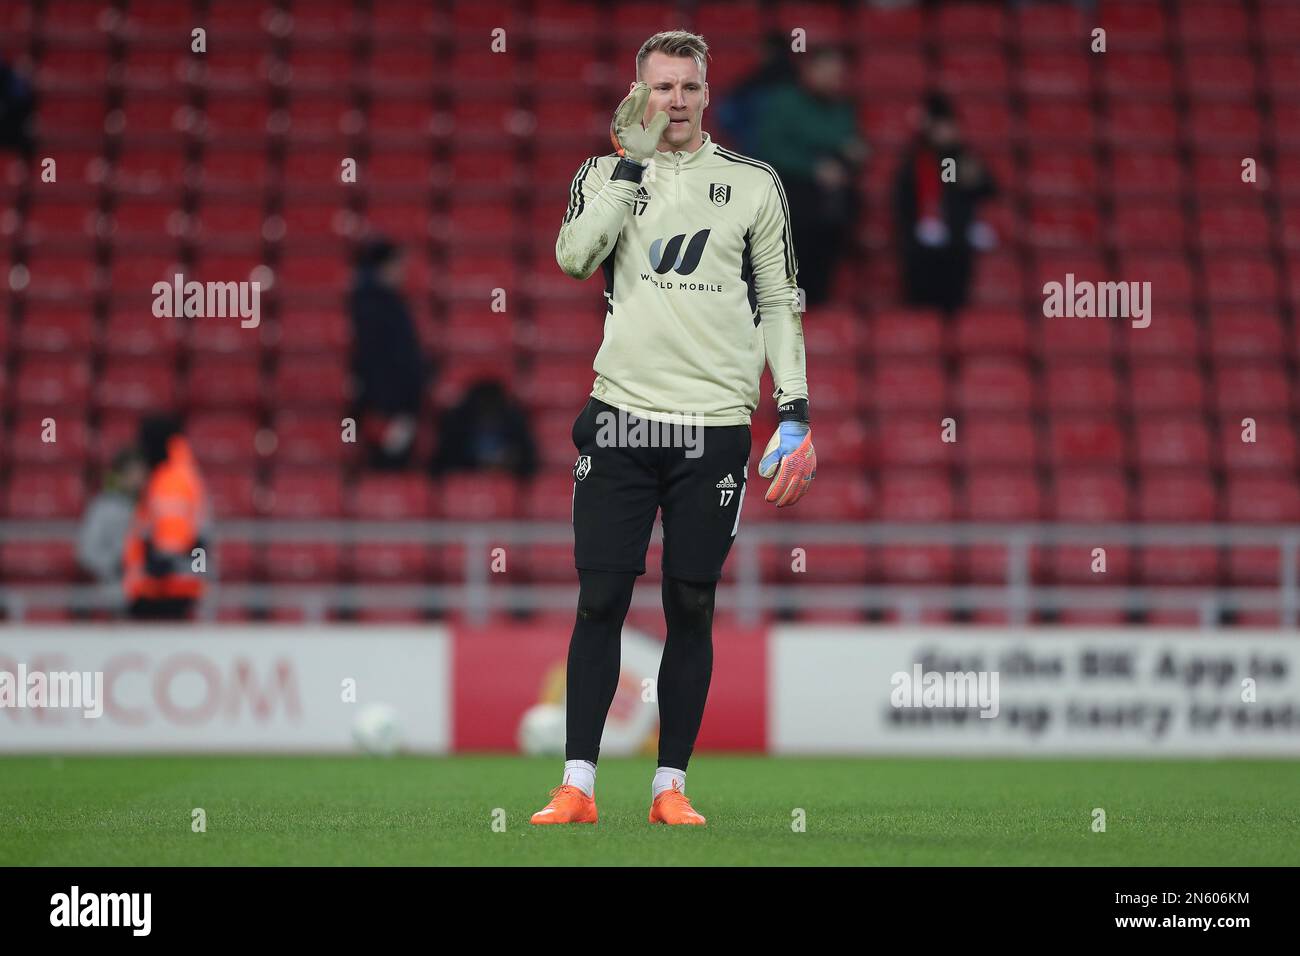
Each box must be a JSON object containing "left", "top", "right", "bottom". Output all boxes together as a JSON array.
[{"left": 1, "top": 520, "right": 1297, "bottom": 628}]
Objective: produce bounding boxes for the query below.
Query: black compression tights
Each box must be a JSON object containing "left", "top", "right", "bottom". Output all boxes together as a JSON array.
[{"left": 565, "top": 570, "right": 717, "bottom": 770}]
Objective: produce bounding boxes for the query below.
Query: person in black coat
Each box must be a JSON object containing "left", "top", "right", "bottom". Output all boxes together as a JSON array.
[
  {"left": 430, "top": 378, "right": 538, "bottom": 480},
  {"left": 0, "top": 56, "right": 35, "bottom": 158},
  {"left": 348, "top": 237, "right": 428, "bottom": 470},
  {"left": 892, "top": 92, "right": 997, "bottom": 317}
]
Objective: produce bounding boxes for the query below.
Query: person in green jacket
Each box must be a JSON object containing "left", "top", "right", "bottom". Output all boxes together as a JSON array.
[{"left": 751, "top": 44, "right": 868, "bottom": 307}]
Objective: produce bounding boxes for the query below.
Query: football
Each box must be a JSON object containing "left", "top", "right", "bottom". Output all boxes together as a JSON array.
[
  {"left": 517, "top": 703, "right": 566, "bottom": 756},
  {"left": 352, "top": 703, "right": 402, "bottom": 757}
]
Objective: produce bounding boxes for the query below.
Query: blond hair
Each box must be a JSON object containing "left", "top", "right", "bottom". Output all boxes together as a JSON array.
[{"left": 636, "top": 30, "right": 709, "bottom": 82}]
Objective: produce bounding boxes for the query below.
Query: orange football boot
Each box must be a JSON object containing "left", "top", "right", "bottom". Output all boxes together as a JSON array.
[
  {"left": 530, "top": 783, "right": 598, "bottom": 825},
  {"left": 648, "top": 780, "right": 706, "bottom": 826}
]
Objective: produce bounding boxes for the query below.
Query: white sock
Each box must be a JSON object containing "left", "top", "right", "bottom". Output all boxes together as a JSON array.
[
  {"left": 652, "top": 766, "right": 686, "bottom": 799},
  {"left": 563, "top": 759, "right": 596, "bottom": 797}
]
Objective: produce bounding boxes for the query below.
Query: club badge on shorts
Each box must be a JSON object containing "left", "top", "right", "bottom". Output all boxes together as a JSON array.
[{"left": 573, "top": 455, "right": 592, "bottom": 481}]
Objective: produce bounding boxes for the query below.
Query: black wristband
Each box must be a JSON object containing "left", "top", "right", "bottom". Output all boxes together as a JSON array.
[
  {"left": 611, "top": 156, "right": 646, "bottom": 183},
  {"left": 777, "top": 398, "right": 809, "bottom": 423}
]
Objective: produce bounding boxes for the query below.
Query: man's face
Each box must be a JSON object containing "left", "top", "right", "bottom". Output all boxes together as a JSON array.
[
  {"left": 380, "top": 252, "right": 407, "bottom": 289},
  {"left": 803, "top": 52, "right": 844, "bottom": 95},
  {"left": 120, "top": 459, "right": 146, "bottom": 496},
  {"left": 927, "top": 117, "right": 959, "bottom": 149},
  {"left": 633, "top": 51, "right": 708, "bottom": 152}
]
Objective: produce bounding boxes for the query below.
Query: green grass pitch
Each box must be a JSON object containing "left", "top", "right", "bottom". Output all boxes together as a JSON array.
[{"left": 2, "top": 755, "right": 1298, "bottom": 866}]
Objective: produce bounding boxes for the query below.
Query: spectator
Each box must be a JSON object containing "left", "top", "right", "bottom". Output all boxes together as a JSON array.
[
  {"left": 713, "top": 32, "right": 797, "bottom": 157},
  {"left": 77, "top": 447, "right": 146, "bottom": 604},
  {"left": 892, "top": 92, "right": 997, "bottom": 317},
  {"left": 123, "top": 415, "right": 210, "bottom": 621},
  {"left": 430, "top": 379, "right": 538, "bottom": 480},
  {"left": 0, "top": 56, "right": 35, "bottom": 158},
  {"left": 750, "top": 44, "right": 867, "bottom": 307},
  {"left": 348, "top": 237, "right": 428, "bottom": 470}
]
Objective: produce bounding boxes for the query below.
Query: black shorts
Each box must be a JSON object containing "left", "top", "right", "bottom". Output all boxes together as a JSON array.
[{"left": 571, "top": 398, "right": 752, "bottom": 582}]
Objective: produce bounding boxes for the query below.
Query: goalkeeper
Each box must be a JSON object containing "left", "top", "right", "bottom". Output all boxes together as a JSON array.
[{"left": 532, "top": 30, "right": 815, "bottom": 827}]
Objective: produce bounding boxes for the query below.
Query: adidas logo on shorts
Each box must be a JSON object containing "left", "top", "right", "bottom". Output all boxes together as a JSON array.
[{"left": 715, "top": 473, "right": 737, "bottom": 489}]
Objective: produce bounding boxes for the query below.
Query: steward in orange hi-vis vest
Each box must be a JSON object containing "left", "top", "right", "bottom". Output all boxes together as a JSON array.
[{"left": 123, "top": 416, "right": 210, "bottom": 620}]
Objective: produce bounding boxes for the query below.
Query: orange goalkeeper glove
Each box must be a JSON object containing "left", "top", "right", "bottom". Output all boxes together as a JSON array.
[{"left": 758, "top": 400, "right": 816, "bottom": 508}]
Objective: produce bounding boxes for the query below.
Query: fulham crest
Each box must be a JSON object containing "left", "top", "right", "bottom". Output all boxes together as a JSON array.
[
  {"left": 709, "top": 183, "right": 731, "bottom": 207},
  {"left": 573, "top": 455, "right": 592, "bottom": 481}
]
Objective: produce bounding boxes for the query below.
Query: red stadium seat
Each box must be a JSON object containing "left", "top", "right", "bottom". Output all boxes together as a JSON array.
[
  {"left": 444, "top": 307, "right": 514, "bottom": 355},
  {"left": 187, "top": 356, "right": 263, "bottom": 410},
  {"left": 266, "top": 469, "right": 346, "bottom": 518},
  {"left": 1225, "top": 478, "right": 1300, "bottom": 583},
  {"left": 1177, "top": 1, "right": 1250, "bottom": 47},
  {"left": 803, "top": 307, "right": 862, "bottom": 356},
  {"left": 876, "top": 416, "right": 959, "bottom": 468},
  {"left": 814, "top": 415, "right": 871, "bottom": 468},
  {"left": 876, "top": 470, "right": 953, "bottom": 521},
  {"left": 9, "top": 413, "right": 88, "bottom": 466},
  {"left": 1047, "top": 418, "right": 1126, "bottom": 469},
  {"left": 1102, "top": 0, "right": 1163, "bottom": 41},
  {"left": 213, "top": 539, "right": 258, "bottom": 582},
  {"left": 954, "top": 309, "right": 1029, "bottom": 354},
  {"left": 870, "top": 360, "right": 946, "bottom": 413},
  {"left": 1101, "top": 53, "right": 1175, "bottom": 98},
  {"left": 0, "top": 540, "right": 78, "bottom": 582},
  {"left": 265, "top": 543, "right": 343, "bottom": 583},
  {"left": 188, "top": 413, "right": 259, "bottom": 468},
  {"left": 352, "top": 543, "right": 431, "bottom": 583},
  {"left": 1196, "top": 203, "right": 1272, "bottom": 252},
  {"left": 1037, "top": 316, "right": 1118, "bottom": 359},
  {"left": 16, "top": 308, "right": 95, "bottom": 353},
  {"left": 869, "top": 309, "right": 944, "bottom": 356},
  {"left": 4, "top": 468, "right": 85, "bottom": 518},
  {"left": 1041, "top": 361, "right": 1120, "bottom": 413},
  {"left": 787, "top": 544, "right": 873, "bottom": 585},
  {"left": 808, "top": 361, "right": 863, "bottom": 412},
  {"left": 515, "top": 542, "right": 576, "bottom": 584},
  {"left": 963, "top": 468, "right": 1043, "bottom": 520},
  {"left": 1110, "top": 201, "right": 1186, "bottom": 249},
  {"left": 1128, "top": 362, "right": 1206, "bottom": 414},
  {"left": 524, "top": 473, "right": 577, "bottom": 521},
  {"left": 1184, "top": 53, "right": 1258, "bottom": 101},
  {"left": 351, "top": 474, "right": 433, "bottom": 520},
  {"left": 204, "top": 470, "right": 261, "bottom": 518},
  {"left": 1124, "top": 312, "right": 1202, "bottom": 361},
  {"left": 1107, "top": 149, "right": 1184, "bottom": 198},
  {"left": 958, "top": 417, "right": 1038, "bottom": 467},
  {"left": 269, "top": 411, "right": 350, "bottom": 465},
  {"left": 1213, "top": 361, "right": 1290, "bottom": 415},
  {"left": 1219, "top": 416, "right": 1297, "bottom": 470},
  {"left": 955, "top": 358, "right": 1032, "bottom": 413},
  {"left": 1225, "top": 474, "right": 1300, "bottom": 522},
  {"left": 14, "top": 356, "right": 92, "bottom": 407},
  {"left": 1102, "top": 102, "right": 1178, "bottom": 147},
  {"left": 96, "top": 359, "right": 177, "bottom": 412},
  {"left": 438, "top": 473, "right": 522, "bottom": 519},
  {"left": 1134, "top": 486, "right": 1218, "bottom": 598},
  {"left": 1133, "top": 417, "right": 1212, "bottom": 469},
  {"left": 272, "top": 356, "right": 350, "bottom": 408}
]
